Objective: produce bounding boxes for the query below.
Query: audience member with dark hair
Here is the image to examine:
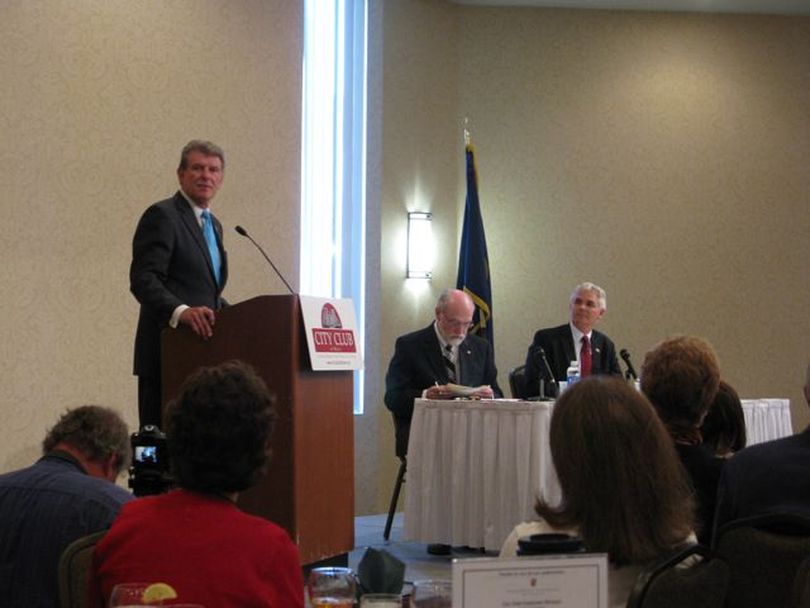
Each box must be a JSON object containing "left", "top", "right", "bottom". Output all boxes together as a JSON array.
[
  {"left": 701, "top": 380, "right": 747, "bottom": 458},
  {"left": 91, "top": 361, "right": 304, "bottom": 608},
  {"left": 641, "top": 335, "right": 724, "bottom": 544},
  {"left": 714, "top": 363, "right": 810, "bottom": 534},
  {"left": 501, "top": 377, "right": 695, "bottom": 608},
  {"left": 0, "top": 405, "right": 132, "bottom": 607}
]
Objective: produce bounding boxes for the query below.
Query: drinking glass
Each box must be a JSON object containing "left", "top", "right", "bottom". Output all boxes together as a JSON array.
[
  {"left": 360, "top": 593, "right": 402, "bottom": 607},
  {"left": 307, "top": 567, "right": 357, "bottom": 607},
  {"left": 410, "top": 580, "right": 451, "bottom": 608},
  {"left": 109, "top": 583, "right": 156, "bottom": 607}
]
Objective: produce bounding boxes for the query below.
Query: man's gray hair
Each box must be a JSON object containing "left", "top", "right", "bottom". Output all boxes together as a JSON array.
[
  {"left": 436, "top": 288, "right": 472, "bottom": 312},
  {"left": 42, "top": 405, "right": 131, "bottom": 474},
  {"left": 571, "top": 282, "right": 607, "bottom": 309},
  {"left": 178, "top": 140, "right": 225, "bottom": 171}
]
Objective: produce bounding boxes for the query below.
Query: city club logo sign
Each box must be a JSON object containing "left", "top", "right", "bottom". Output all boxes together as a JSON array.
[{"left": 311, "top": 303, "right": 357, "bottom": 353}]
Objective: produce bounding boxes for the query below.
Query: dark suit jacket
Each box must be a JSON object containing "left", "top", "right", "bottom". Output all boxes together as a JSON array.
[
  {"left": 130, "top": 192, "right": 228, "bottom": 379},
  {"left": 714, "top": 428, "right": 810, "bottom": 535},
  {"left": 676, "top": 442, "right": 725, "bottom": 546},
  {"left": 384, "top": 324, "right": 503, "bottom": 456},
  {"left": 523, "top": 323, "right": 621, "bottom": 397}
]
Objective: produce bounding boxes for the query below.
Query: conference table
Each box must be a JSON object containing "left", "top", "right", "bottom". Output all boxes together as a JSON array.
[{"left": 402, "top": 396, "right": 793, "bottom": 552}]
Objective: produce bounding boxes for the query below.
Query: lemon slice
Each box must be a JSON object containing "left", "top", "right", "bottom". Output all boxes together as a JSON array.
[{"left": 142, "top": 582, "right": 178, "bottom": 604}]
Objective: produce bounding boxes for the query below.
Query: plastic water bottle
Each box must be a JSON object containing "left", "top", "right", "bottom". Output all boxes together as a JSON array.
[{"left": 566, "top": 361, "right": 580, "bottom": 387}]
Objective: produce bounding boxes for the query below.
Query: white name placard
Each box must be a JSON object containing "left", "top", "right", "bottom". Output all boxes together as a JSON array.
[
  {"left": 452, "top": 554, "right": 608, "bottom": 608},
  {"left": 299, "top": 295, "right": 363, "bottom": 371}
]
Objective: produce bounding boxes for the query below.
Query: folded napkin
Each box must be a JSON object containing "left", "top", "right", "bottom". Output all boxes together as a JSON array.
[{"left": 356, "top": 547, "right": 406, "bottom": 595}]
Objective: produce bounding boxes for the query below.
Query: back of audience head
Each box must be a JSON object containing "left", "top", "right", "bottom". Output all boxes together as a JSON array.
[
  {"left": 535, "top": 376, "right": 694, "bottom": 565},
  {"left": 165, "top": 360, "right": 277, "bottom": 495},
  {"left": 640, "top": 335, "right": 721, "bottom": 434},
  {"left": 701, "top": 380, "right": 746, "bottom": 457},
  {"left": 42, "top": 405, "right": 130, "bottom": 481}
]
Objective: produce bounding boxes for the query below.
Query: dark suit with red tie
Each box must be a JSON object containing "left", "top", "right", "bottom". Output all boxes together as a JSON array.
[
  {"left": 130, "top": 192, "right": 228, "bottom": 426},
  {"left": 384, "top": 324, "right": 502, "bottom": 457},
  {"left": 524, "top": 323, "right": 621, "bottom": 398}
]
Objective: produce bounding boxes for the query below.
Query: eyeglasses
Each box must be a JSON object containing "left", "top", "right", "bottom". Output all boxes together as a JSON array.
[{"left": 442, "top": 318, "right": 475, "bottom": 331}]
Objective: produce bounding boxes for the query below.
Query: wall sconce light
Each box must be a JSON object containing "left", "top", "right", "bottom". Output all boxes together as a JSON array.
[{"left": 407, "top": 211, "right": 433, "bottom": 279}]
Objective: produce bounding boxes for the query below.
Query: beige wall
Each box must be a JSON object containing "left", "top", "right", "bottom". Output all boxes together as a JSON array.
[
  {"left": 372, "top": 2, "right": 809, "bottom": 513},
  {"left": 0, "top": 2, "right": 302, "bottom": 471},
  {"left": 369, "top": 0, "right": 463, "bottom": 514},
  {"left": 1, "top": 1, "right": 807, "bottom": 519}
]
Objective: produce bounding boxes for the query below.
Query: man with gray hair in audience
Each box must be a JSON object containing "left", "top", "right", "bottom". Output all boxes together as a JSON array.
[
  {"left": 713, "top": 363, "right": 810, "bottom": 534},
  {"left": 0, "top": 405, "right": 133, "bottom": 607},
  {"left": 523, "top": 281, "right": 622, "bottom": 398}
]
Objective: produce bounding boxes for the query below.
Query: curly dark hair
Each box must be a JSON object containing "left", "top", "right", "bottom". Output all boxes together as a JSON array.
[
  {"left": 535, "top": 377, "right": 694, "bottom": 565},
  {"left": 164, "top": 360, "right": 277, "bottom": 494},
  {"left": 42, "top": 405, "right": 130, "bottom": 474},
  {"left": 640, "top": 335, "right": 721, "bottom": 428}
]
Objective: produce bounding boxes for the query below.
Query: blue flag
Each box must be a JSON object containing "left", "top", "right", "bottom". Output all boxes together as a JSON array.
[{"left": 456, "top": 143, "right": 494, "bottom": 346}]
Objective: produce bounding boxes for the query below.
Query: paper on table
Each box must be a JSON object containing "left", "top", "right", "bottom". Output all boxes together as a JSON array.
[{"left": 446, "top": 383, "right": 489, "bottom": 397}]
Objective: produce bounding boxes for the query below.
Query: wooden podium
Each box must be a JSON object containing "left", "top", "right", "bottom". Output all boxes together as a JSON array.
[{"left": 161, "top": 295, "right": 355, "bottom": 565}]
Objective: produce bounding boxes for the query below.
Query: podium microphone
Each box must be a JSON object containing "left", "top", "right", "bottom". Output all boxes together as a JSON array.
[
  {"left": 619, "top": 348, "right": 638, "bottom": 381},
  {"left": 234, "top": 225, "right": 295, "bottom": 295}
]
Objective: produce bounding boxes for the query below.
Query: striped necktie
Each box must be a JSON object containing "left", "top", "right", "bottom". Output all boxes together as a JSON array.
[
  {"left": 201, "top": 210, "right": 221, "bottom": 285},
  {"left": 443, "top": 344, "right": 456, "bottom": 383}
]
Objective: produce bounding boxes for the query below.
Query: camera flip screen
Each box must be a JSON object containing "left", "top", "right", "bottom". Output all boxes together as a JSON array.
[{"left": 134, "top": 445, "right": 158, "bottom": 464}]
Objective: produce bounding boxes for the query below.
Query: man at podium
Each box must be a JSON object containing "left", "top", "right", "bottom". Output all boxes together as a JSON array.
[{"left": 130, "top": 140, "right": 229, "bottom": 428}]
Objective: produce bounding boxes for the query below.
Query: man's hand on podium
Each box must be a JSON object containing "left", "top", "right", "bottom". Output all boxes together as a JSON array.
[{"left": 179, "top": 306, "right": 216, "bottom": 339}]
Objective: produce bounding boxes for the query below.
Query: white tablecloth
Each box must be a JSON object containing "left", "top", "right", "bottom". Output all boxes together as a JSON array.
[
  {"left": 403, "top": 397, "right": 792, "bottom": 552},
  {"left": 741, "top": 398, "right": 792, "bottom": 446},
  {"left": 403, "top": 398, "right": 561, "bottom": 551}
]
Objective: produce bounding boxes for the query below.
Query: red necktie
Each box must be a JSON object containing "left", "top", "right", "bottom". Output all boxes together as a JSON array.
[{"left": 580, "top": 335, "right": 592, "bottom": 377}]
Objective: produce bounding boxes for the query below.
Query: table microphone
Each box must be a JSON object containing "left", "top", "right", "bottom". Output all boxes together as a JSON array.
[
  {"left": 234, "top": 225, "right": 295, "bottom": 295},
  {"left": 533, "top": 346, "right": 559, "bottom": 399},
  {"left": 619, "top": 348, "right": 638, "bottom": 380}
]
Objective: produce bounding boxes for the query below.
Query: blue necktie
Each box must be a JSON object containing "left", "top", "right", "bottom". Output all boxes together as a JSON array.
[{"left": 201, "top": 210, "right": 221, "bottom": 285}]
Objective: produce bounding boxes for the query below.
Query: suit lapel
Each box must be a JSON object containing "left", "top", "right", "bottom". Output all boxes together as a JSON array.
[
  {"left": 420, "top": 326, "right": 449, "bottom": 384},
  {"left": 458, "top": 339, "right": 480, "bottom": 386},
  {"left": 562, "top": 326, "right": 576, "bottom": 369},
  {"left": 174, "top": 194, "right": 219, "bottom": 289},
  {"left": 591, "top": 332, "right": 605, "bottom": 373}
]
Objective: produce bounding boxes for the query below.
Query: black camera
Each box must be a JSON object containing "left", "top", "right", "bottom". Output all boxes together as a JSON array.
[{"left": 128, "top": 424, "right": 172, "bottom": 497}]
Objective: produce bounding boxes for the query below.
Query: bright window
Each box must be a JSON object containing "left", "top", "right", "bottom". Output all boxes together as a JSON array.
[{"left": 301, "top": 0, "right": 367, "bottom": 414}]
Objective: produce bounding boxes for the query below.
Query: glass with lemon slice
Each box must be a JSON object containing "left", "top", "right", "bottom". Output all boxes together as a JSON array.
[{"left": 109, "top": 582, "right": 178, "bottom": 607}]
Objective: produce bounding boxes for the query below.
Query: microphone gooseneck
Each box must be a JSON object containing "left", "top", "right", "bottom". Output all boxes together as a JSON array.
[
  {"left": 533, "top": 346, "right": 558, "bottom": 386},
  {"left": 234, "top": 225, "right": 295, "bottom": 295}
]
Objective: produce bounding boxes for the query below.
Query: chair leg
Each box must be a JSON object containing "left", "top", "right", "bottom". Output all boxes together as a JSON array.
[{"left": 384, "top": 458, "right": 407, "bottom": 541}]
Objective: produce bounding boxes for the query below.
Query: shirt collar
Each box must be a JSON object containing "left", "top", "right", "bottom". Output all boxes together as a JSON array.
[
  {"left": 570, "top": 322, "right": 592, "bottom": 345},
  {"left": 40, "top": 449, "right": 88, "bottom": 475},
  {"left": 433, "top": 321, "right": 453, "bottom": 351},
  {"left": 179, "top": 189, "right": 211, "bottom": 221}
]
